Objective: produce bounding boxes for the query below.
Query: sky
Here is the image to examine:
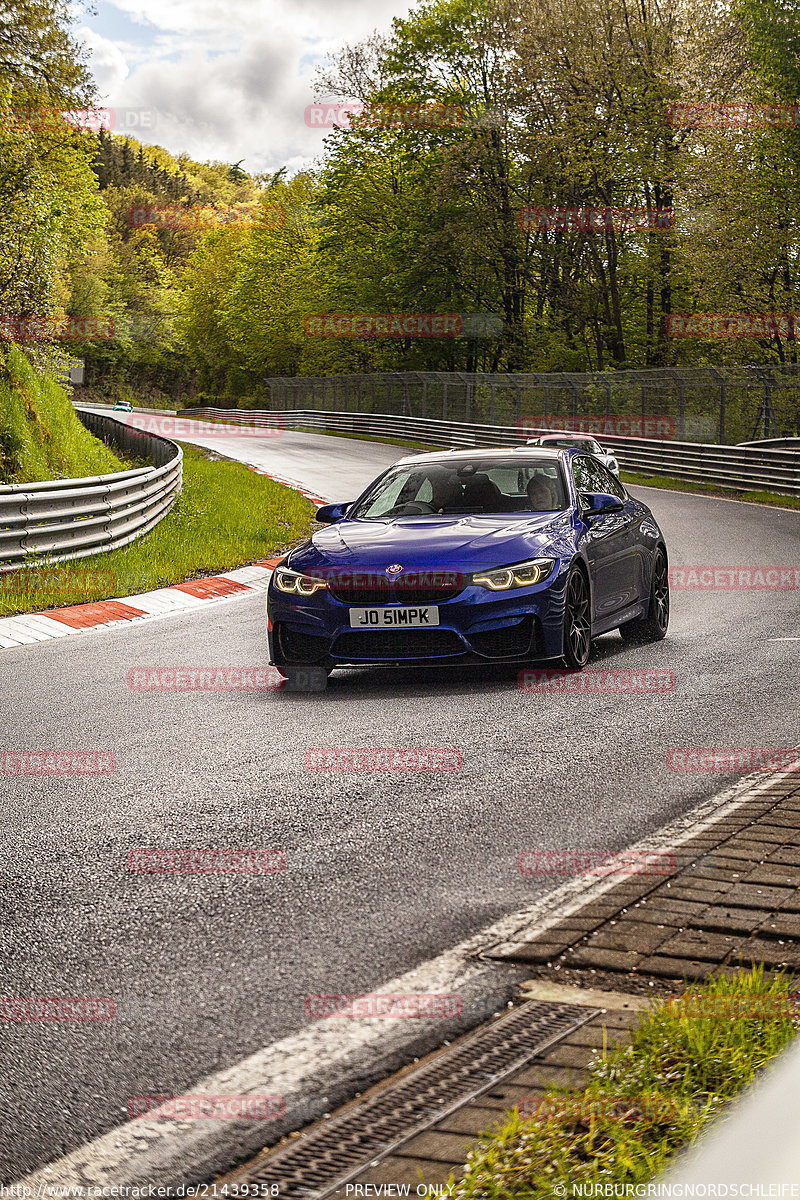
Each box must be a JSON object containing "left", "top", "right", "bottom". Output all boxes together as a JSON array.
[{"left": 73, "top": 0, "right": 415, "bottom": 174}]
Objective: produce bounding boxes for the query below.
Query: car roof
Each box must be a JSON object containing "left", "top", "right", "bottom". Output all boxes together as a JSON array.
[
  {"left": 394, "top": 446, "right": 567, "bottom": 466},
  {"left": 535, "top": 432, "right": 597, "bottom": 441}
]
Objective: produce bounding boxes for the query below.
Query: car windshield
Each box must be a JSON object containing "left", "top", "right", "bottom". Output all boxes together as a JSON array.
[
  {"left": 543, "top": 438, "right": 601, "bottom": 453},
  {"left": 349, "top": 458, "right": 569, "bottom": 518}
]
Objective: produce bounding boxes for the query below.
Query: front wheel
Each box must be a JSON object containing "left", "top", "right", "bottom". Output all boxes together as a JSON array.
[
  {"left": 562, "top": 568, "right": 592, "bottom": 668},
  {"left": 619, "top": 548, "right": 669, "bottom": 644}
]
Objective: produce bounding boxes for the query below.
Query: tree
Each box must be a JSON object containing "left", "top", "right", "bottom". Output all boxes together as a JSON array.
[{"left": 0, "top": 0, "right": 95, "bottom": 106}]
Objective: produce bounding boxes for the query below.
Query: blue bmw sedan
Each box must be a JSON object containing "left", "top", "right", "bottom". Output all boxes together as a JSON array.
[{"left": 267, "top": 447, "right": 669, "bottom": 683}]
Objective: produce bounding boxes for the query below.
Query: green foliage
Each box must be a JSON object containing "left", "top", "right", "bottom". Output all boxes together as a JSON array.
[
  {"left": 9, "top": 0, "right": 800, "bottom": 411},
  {"left": 0, "top": 0, "right": 95, "bottom": 108},
  {"left": 449, "top": 968, "right": 800, "bottom": 1198},
  {"left": 0, "top": 344, "right": 124, "bottom": 482}
]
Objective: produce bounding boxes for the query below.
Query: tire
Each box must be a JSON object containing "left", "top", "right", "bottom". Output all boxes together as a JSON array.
[
  {"left": 619, "top": 547, "right": 669, "bottom": 644},
  {"left": 562, "top": 568, "right": 592, "bottom": 668}
]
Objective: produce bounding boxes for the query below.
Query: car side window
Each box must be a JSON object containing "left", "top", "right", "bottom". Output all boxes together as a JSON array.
[
  {"left": 570, "top": 455, "right": 597, "bottom": 493},
  {"left": 595, "top": 462, "right": 626, "bottom": 500},
  {"left": 571, "top": 454, "right": 624, "bottom": 498}
]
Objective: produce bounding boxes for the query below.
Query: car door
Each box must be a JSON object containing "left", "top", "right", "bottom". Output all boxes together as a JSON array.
[{"left": 571, "top": 455, "right": 640, "bottom": 623}]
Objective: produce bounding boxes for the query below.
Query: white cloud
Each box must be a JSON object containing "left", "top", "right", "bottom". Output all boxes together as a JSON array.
[
  {"left": 83, "top": 0, "right": 416, "bottom": 172},
  {"left": 79, "top": 26, "right": 130, "bottom": 96}
]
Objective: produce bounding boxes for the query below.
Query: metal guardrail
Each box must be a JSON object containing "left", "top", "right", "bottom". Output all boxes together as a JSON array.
[
  {"left": 181, "top": 407, "right": 800, "bottom": 498},
  {"left": 0, "top": 409, "right": 182, "bottom": 569}
]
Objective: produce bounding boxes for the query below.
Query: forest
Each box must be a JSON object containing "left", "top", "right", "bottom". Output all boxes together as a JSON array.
[{"left": 2, "top": 0, "right": 800, "bottom": 405}]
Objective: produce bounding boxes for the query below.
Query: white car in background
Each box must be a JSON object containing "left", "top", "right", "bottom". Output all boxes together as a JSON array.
[{"left": 526, "top": 432, "right": 620, "bottom": 477}]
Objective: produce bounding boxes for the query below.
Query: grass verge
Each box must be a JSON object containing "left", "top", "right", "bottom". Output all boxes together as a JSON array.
[
  {"left": 0, "top": 347, "right": 126, "bottom": 483},
  {"left": 447, "top": 967, "right": 799, "bottom": 1197},
  {"left": 0, "top": 444, "right": 316, "bottom": 615}
]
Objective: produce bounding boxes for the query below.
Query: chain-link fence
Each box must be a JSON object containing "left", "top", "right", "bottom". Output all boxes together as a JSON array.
[{"left": 259, "top": 366, "right": 800, "bottom": 445}]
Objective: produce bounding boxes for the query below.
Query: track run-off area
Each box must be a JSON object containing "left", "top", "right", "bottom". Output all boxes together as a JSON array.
[{"left": 1, "top": 417, "right": 799, "bottom": 1183}]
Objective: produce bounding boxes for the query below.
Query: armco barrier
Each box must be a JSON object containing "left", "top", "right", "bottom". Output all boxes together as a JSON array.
[
  {"left": 0, "top": 409, "right": 182, "bottom": 569},
  {"left": 180, "top": 407, "right": 800, "bottom": 498}
]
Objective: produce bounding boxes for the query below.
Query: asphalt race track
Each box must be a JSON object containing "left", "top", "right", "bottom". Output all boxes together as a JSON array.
[{"left": 1, "top": 423, "right": 799, "bottom": 1180}]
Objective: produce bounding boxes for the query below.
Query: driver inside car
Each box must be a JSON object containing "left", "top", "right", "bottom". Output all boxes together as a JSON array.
[
  {"left": 526, "top": 473, "right": 556, "bottom": 511},
  {"left": 427, "top": 469, "right": 462, "bottom": 514}
]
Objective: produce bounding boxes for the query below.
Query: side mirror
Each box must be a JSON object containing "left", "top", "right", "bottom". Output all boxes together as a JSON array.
[
  {"left": 315, "top": 502, "right": 353, "bottom": 523},
  {"left": 580, "top": 491, "right": 624, "bottom": 517}
]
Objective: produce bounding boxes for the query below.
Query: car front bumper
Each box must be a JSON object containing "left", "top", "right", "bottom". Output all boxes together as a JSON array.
[{"left": 267, "top": 572, "right": 569, "bottom": 668}]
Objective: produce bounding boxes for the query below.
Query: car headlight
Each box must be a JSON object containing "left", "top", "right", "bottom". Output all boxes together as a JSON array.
[
  {"left": 274, "top": 566, "right": 327, "bottom": 596},
  {"left": 472, "top": 557, "right": 556, "bottom": 590}
]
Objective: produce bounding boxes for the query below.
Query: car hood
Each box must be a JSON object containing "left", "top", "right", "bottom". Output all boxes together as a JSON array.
[{"left": 288, "top": 513, "right": 572, "bottom": 574}]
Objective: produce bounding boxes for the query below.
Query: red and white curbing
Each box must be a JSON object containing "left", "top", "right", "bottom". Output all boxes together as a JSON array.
[{"left": 0, "top": 467, "right": 329, "bottom": 650}]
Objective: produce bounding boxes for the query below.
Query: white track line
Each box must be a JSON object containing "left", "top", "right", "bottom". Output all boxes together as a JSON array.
[{"left": 17, "top": 758, "right": 800, "bottom": 1190}]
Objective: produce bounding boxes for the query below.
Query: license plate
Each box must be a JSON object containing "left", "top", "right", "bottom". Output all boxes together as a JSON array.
[{"left": 349, "top": 606, "right": 440, "bottom": 628}]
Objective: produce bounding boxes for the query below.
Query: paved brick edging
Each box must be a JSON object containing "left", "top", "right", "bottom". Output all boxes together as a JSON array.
[
  {"left": 220, "top": 768, "right": 800, "bottom": 1193},
  {"left": 487, "top": 771, "right": 800, "bottom": 979},
  {"left": 0, "top": 466, "right": 327, "bottom": 649}
]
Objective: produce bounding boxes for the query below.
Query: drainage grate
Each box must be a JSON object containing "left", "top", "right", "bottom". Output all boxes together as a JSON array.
[{"left": 229, "top": 1000, "right": 598, "bottom": 1197}]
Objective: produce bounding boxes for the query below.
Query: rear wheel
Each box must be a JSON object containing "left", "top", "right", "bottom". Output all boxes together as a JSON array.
[
  {"left": 619, "top": 548, "right": 669, "bottom": 643},
  {"left": 562, "top": 568, "right": 592, "bottom": 668}
]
